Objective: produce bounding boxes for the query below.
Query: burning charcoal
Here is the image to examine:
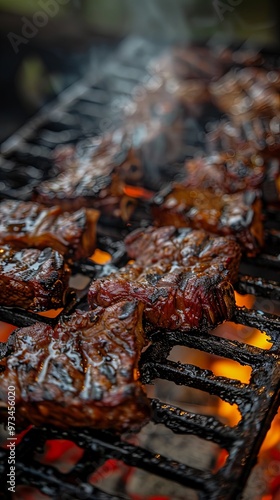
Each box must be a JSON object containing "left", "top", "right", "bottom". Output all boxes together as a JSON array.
[
  {"left": 0, "top": 246, "right": 70, "bottom": 311},
  {"left": 0, "top": 200, "right": 99, "bottom": 262},
  {"left": 88, "top": 227, "right": 241, "bottom": 332},
  {"left": 183, "top": 152, "right": 265, "bottom": 194},
  {"left": 151, "top": 185, "right": 264, "bottom": 256},
  {"left": 0, "top": 301, "right": 150, "bottom": 431}
]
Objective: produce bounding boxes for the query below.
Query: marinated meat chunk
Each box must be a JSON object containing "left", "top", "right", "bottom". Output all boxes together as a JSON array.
[
  {"left": 0, "top": 301, "right": 150, "bottom": 431},
  {"left": 184, "top": 153, "right": 265, "bottom": 194},
  {"left": 0, "top": 200, "right": 99, "bottom": 261},
  {"left": 152, "top": 185, "right": 264, "bottom": 256},
  {"left": 88, "top": 228, "right": 241, "bottom": 332},
  {"left": 0, "top": 246, "right": 70, "bottom": 311}
]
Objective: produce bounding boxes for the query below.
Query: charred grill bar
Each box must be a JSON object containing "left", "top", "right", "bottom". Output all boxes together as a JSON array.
[{"left": 0, "top": 38, "right": 280, "bottom": 499}]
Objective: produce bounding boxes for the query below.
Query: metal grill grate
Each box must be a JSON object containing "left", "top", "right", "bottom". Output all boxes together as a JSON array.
[{"left": 0, "top": 37, "right": 280, "bottom": 500}]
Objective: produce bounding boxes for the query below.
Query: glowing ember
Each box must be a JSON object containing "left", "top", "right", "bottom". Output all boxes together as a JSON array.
[
  {"left": 123, "top": 185, "right": 154, "bottom": 199},
  {"left": 234, "top": 291, "right": 255, "bottom": 309},
  {"left": 38, "top": 308, "right": 63, "bottom": 319},
  {"left": 0, "top": 321, "right": 15, "bottom": 342},
  {"left": 90, "top": 248, "right": 112, "bottom": 264}
]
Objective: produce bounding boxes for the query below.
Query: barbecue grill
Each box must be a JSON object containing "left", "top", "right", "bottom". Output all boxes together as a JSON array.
[{"left": 0, "top": 37, "right": 280, "bottom": 500}]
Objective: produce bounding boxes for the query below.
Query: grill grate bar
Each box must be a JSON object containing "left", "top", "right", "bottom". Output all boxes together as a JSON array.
[
  {"left": 140, "top": 359, "right": 253, "bottom": 408},
  {"left": 19, "top": 426, "right": 215, "bottom": 495},
  {"left": 13, "top": 458, "right": 122, "bottom": 500},
  {"left": 236, "top": 274, "right": 280, "bottom": 299},
  {"left": 0, "top": 307, "right": 57, "bottom": 329},
  {"left": 150, "top": 399, "right": 236, "bottom": 447},
  {"left": 145, "top": 324, "right": 269, "bottom": 367},
  {"left": 243, "top": 253, "right": 280, "bottom": 269},
  {"left": 233, "top": 306, "right": 280, "bottom": 346}
]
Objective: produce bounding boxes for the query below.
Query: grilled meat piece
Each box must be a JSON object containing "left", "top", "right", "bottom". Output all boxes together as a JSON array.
[
  {"left": 152, "top": 185, "right": 264, "bottom": 256},
  {"left": 184, "top": 153, "right": 265, "bottom": 194},
  {"left": 0, "top": 200, "right": 99, "bottom": 261},
  {"left": 34, "top": 119, "right": 182, "bottom": 214},
  {"left": 34, "top": 133, "right": 139, "bottom": 214},
  {"left": 88, "top": 227, "right": 241, "bottom": 332},
  {"left": 210, "top": 67, "right": 280, "bottom": 122},
  {"left": 0, "top": 246, "right": 70, "bottom": 311},
  {"left": 0, "top": 301, "right": 150, "bottom": 431},
  {"left": 207, "top": 118, "right": 280, "bottom": 159}
]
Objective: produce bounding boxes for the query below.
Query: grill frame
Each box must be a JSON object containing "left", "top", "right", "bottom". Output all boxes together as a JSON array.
[{"left": 0, "top": 37, "right": 280, "bottom": 500}]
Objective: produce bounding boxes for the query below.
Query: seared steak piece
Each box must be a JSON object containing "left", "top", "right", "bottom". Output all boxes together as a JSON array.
[
  {"left": 88, "top": 227, "right": 241, "bottom": 332},
  {"left": 0, "top": 246, "right": 70, "bottom": 311},
  {"left": 184, "top": 153, "right": 265, "bottom": 194},
  {"left": 0, "top": 301, "right": 150, "bottom": 431},
  {"left": 0, "top": 200, "right": 99, "bottom": 261},
  {"left": 151, "top": 185, "right": 264, "bottom": 256}
]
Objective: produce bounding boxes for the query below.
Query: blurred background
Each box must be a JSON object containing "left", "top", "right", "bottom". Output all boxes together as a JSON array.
[{"left": 0, "top": 0, "right": 279, "bottom": 142}]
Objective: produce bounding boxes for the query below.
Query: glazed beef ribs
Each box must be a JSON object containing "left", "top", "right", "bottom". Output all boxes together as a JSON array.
[
  {"left": 0, "top": 301, "right": 150, "bottom": 431},
  {"left": 88, "top": 227, "right": 241, "bottom": 332},
  {"left": 0, "top": 246, "right": 70, "bottom": 311},
  {"left": 0, "top": 200, "right": 99, "bottom": 261},
  {"left": 184, "top": 153, "right": 265, "bottom": 194},
  {"left": 151, "top": 184, "right": 264, "bottom": 256}
]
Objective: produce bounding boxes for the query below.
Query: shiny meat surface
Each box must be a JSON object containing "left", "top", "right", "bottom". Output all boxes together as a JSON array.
[
  {"left": 184, "top": 153, "right": 265, "bottom": 194},
  {"left": 88, "top": 227, "right": 241, "bottom": 331},
  {"left": 0, "top": 200, "right": 99, "bottom": 261},
  {"left": 0, "top": 301, "right": 150, "bottom": 431},
  {"left": 0, "top": 245, "right": 70, "bottom": 311},
  {"left": 152, "top": 185, "right": 264, "bottom": 256}
]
